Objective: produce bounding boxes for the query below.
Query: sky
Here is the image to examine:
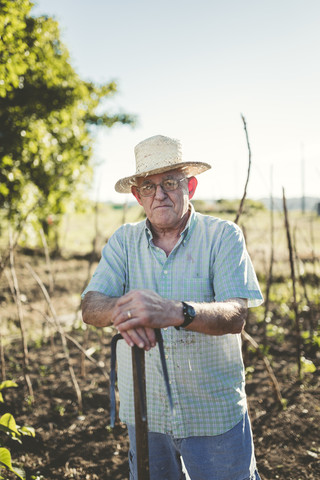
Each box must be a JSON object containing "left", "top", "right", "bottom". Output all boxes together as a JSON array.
[{"left": 32, "top": 0, "right": 320, "bottom": 204}]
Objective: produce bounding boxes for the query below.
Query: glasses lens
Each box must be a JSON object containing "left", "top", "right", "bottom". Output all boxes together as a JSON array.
[
  {"left": 139, "top": 184, "right": 155, "bottom": 196},
  {"left": 138, "top": 178, "right": 185, "bottom": 196},
  {"left": 162, "top": 179, "right": 178, "bottom": 191}
]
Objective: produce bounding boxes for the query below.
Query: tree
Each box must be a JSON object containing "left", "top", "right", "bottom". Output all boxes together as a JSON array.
[{"left": 0, "top": 0, "right": 135, "bottom": 246}]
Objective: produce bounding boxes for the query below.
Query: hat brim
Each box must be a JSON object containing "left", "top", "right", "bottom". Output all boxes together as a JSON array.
[{"left": 114, "top": 161, "right": 212, "bottom": 193}]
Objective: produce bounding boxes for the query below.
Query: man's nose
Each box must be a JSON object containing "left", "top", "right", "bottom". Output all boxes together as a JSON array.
[{"left": 154, "top": 184, "right": 167, "bottom": 199}]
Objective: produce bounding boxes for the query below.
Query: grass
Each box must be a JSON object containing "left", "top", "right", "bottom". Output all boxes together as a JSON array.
[
  {"left": 58, "top": 202, "right": 145, "bottom": 255},
  {"left": 57, "top": 201, "right": 320, "bottom": 279}
]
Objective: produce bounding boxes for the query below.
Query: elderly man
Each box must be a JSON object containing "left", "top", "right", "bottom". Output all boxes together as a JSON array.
[{"left": 82, "top": 135, "right": 263, "bottom": 480}]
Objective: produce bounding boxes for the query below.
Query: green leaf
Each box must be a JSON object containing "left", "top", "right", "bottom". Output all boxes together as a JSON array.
[
  {"left": 0, "top": 448, "right": 13, "bottom": 471},
  {"left": 0, "top": 448, "right": 25, "bottom": 479},
  {"left": 301, "top": 357, "right": 316, "bottom": 374},
  {"left": 0, "top": 414, "right": 20, "bottom": 436},
  {"left": 19, "top": 425, "right": 35, "bottom": 437},
  {"left": 11, "top": 465, "right": 26, "bottom": 480},
  {"left": 0, "top": 381, "right": 18, "bottom": 392},
  {"left": 312, "top": 335, "right": 320, "bottom": 348}
]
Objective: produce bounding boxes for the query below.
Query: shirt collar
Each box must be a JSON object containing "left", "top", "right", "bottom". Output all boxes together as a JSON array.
[
  {"left": 144, "top": 202, "right": 196, "bottom": 246},
  {"left": 180, "top": 203, "right": 196, "bottom": 244},
  {"left": 145, "top": 220, "right": 153, "bottom": 245}
]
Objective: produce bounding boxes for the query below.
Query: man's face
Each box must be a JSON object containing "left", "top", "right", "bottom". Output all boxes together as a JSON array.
[{"left": 132, "top": 170, "right": 195, "bottom": 230}]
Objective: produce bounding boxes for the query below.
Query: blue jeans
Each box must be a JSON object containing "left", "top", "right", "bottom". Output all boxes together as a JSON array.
[{"left": 127, "top": 412, "right": 261, "bottom": 480}]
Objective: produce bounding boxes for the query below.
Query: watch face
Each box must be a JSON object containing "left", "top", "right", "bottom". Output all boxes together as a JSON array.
[
  {"left": 187, "top": 304, "right": 196, "bottom": 317},
  {"left": 178, "top": 302, "right": 196, "bottom": 329},
  {"left": 184, "top": 303, "right": 195, "bottom": 319}
]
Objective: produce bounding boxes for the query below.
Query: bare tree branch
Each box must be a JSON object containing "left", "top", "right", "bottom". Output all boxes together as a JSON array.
[{"left": 234, "top": 114, "right": 252, "bottom": 225}]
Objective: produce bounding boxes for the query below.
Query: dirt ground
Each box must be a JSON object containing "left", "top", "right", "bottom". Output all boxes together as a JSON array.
[{"left": 1, "top": 251, "right": 320, "bottom": 480}]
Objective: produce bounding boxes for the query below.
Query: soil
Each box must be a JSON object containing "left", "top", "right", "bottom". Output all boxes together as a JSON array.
[{"left": 1, "top": 251, "right": 320, "bottom": 480}]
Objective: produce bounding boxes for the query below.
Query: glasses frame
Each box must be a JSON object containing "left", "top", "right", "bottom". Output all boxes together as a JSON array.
[{"left": 136, "top": 177, "right": 187, "bottom": 197}]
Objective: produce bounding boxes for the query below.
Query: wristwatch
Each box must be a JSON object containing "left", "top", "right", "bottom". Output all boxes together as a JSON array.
[{"left": 175, "top": 301, "right": 196, "bottom": 330}]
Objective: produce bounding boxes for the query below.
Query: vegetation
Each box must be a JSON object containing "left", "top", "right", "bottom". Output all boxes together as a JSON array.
[
  {"left": 0, "top": 0, "right": 135, "bottom": 249},
  {"left": 0, "top": 381, "right": 35, "bottom": 479}
]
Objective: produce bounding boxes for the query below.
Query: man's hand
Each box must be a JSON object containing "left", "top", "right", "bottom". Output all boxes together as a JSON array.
[
  {"left": 112, "top": 289, "right": 181, "bottom": 349},
  {"left": 82, "top": 290, "right": 181, "bottom": 351}
]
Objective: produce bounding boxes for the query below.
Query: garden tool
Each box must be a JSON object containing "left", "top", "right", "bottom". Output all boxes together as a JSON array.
[{"left": 110, "top": 329, "right": 174, "bottom": 479}]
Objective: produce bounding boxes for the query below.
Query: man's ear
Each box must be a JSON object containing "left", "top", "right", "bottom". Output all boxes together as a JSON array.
[
  {"left": 187, "top": 177, "right": 198, "bottom": 200},
  {"left": 131, "top": 186, "right": 143, "bottom": 205}
]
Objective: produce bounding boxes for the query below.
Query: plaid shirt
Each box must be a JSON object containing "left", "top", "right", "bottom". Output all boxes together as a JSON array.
[{"left": 83, "top": 205, "right": 263, "bottom": 436}]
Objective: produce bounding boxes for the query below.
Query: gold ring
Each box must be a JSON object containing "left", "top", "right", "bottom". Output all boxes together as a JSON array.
[{"left": 127, "top": 310, "right": 132, "bottom": 319}]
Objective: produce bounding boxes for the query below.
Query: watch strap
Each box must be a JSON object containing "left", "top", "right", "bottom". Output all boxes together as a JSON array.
[{"left": 174, "top": 301, "right": 195, "bottom": 330}]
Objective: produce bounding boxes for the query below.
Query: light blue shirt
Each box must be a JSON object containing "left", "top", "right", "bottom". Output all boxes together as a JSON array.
[{"left": 83, "top": 205, "right": 263, "bottom": 436}]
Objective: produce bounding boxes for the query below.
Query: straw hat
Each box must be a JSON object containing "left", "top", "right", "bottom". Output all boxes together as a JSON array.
[{"left": 114, "top": 135, "right": 211, "bottom": 193}]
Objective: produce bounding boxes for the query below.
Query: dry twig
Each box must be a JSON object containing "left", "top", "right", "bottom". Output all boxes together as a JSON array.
[
  {"left": 0, "top": 203, "right": 41, "bottom": 280},
  {"left": 242, "top": 330, "right": 284, "bottom": 408},
  {"left": 28, "top": 305, "right": 109, "bottom": 380},
  {"left": 26, "top": 263, "right": 83, "bottom": 412},
  {"left": 234, "top": 114, "right": 252, "bottom": 225},
  {"left": 263, "top": 193, "right": 275, "bottom": 344},
  {"left": 282, "top": 188, "right": 302, "bottom": 379},
  {"left": 9, "top": 232, "right": 34, "bottom": 401},
  {"left": 292, "top": 228, "right": 316, "bottom": 337},
  {"left": 0, "top": 333, "right": 6, "bottom": 381},
  {"left": 39, "top": 227, "right": 55, "bottom": 295}
]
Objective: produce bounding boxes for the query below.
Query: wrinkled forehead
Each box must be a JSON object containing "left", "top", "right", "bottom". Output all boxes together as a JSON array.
[{"left": 136, "top": 168, "right": 185, "bottom": 186}]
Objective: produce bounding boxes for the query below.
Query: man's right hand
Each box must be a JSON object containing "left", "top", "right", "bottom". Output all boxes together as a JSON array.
[{"left": 118, "top": 326, "right": 156, "bottom": 351}]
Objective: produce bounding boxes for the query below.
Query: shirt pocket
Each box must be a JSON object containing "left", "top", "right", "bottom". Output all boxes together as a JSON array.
[{"left": 176, "top": 277, "right": 214, "bottom": 302}]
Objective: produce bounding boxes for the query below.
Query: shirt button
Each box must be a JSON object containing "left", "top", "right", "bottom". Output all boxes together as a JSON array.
[
  {"left": 163, "top": 270, "right": 168, "bottom": 274},
  {"left": 165, "top": 355, "right": 169, "bottom": 359}
]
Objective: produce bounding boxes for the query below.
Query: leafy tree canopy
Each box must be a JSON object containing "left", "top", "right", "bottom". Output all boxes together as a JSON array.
[{"left": 0, "top": 0, "right": 135, "bottom": 245}]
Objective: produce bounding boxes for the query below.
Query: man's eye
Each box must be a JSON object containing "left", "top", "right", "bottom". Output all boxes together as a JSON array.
[
  {"left": 142, "top": 184, "right": 153, "bottom": 191},
  {"left": 164, "top": 180, "right": 176, "bottom": 189}
]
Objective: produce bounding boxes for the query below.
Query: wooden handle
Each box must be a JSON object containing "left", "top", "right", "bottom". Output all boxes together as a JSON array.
[{"left": 132, "top": 346, "right": 150, "bottom": 479}]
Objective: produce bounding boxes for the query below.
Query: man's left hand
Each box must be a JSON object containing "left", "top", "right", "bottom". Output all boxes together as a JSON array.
[{"left": 111, "top": 289, "right": 181, "bottom": 349}]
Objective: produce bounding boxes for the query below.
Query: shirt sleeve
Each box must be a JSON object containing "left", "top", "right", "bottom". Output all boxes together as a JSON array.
[
  {"left": 81, "top": 226, "right": 127, "bottom": 298},
  {"left": 213, "top": 222, "right": 263, "bottom": 308}
]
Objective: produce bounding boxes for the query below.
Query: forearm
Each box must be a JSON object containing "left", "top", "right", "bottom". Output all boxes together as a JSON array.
[
  {"left": 112, "top": 290, "right": 247, "bottom": 337},
  {"left": 81, "top": 290, "right": 157, "bottom": 350},
  {"left": 81, "top": 291, "right": 119, "bottom": 327},
  {"left": 181, "top": 298, "right": 248, "bottom": 335}
]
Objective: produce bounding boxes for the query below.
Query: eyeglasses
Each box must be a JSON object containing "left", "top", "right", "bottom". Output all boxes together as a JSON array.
[{"left": 136, "top": 178, "right": 186, "bottom": 197}]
